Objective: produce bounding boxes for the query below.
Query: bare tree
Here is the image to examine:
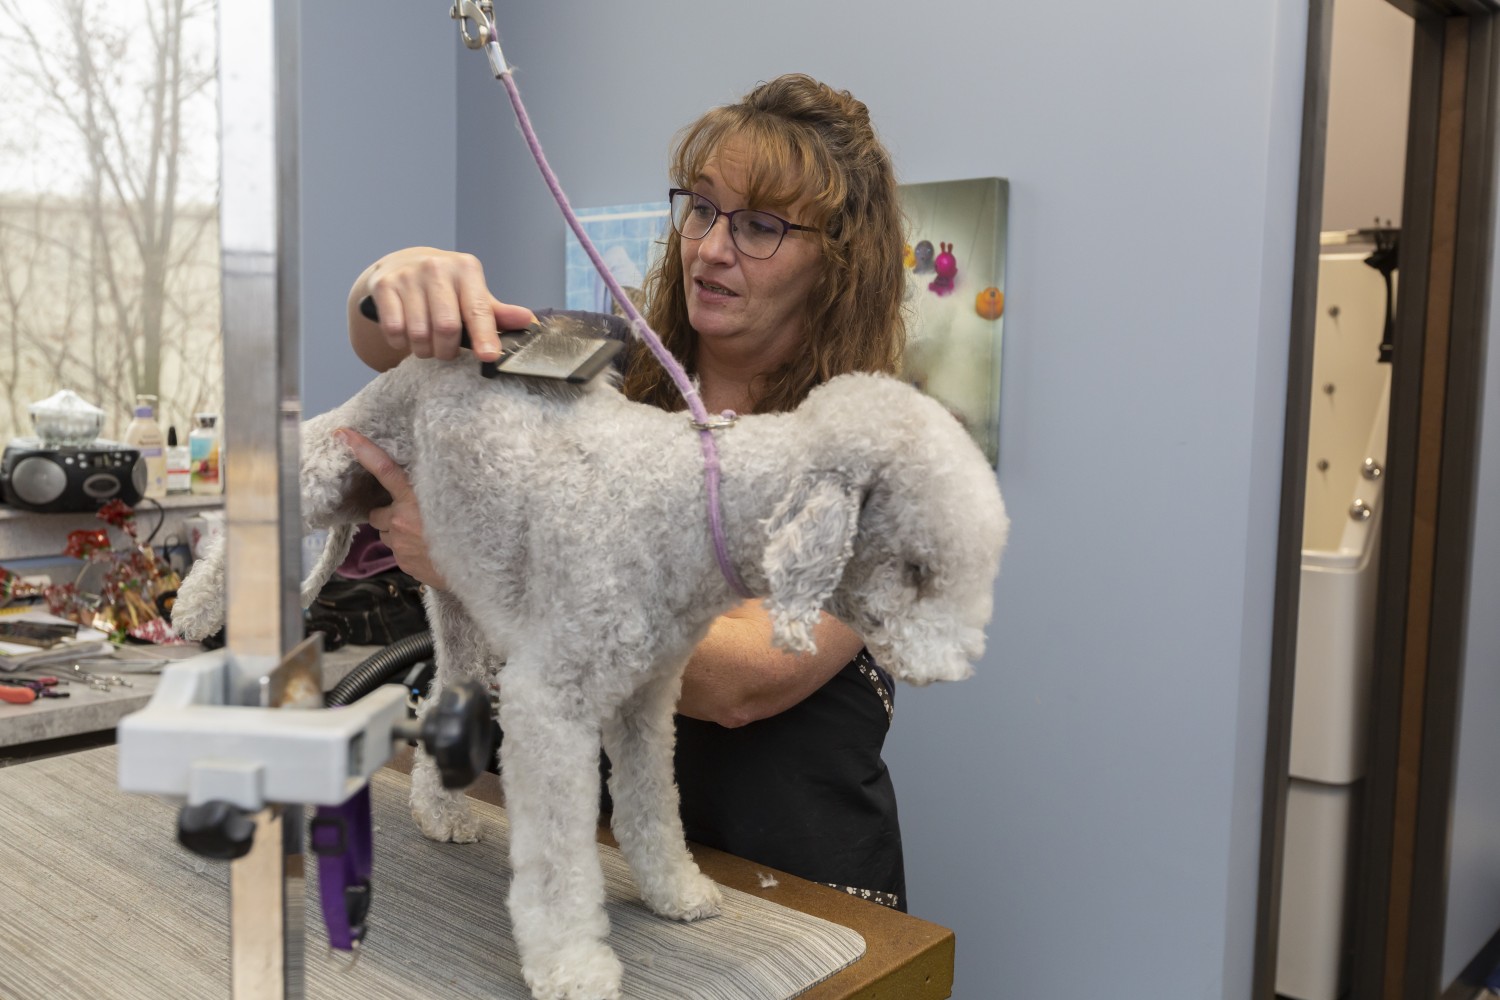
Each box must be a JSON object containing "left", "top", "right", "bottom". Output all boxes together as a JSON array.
[{"left": 0, "top": 0, "right": 218, "bottom": 440}]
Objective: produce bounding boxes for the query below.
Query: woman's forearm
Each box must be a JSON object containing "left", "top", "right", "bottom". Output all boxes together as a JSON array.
[{"left": 676, "top": 600, "right": 864, "bottom": 728}]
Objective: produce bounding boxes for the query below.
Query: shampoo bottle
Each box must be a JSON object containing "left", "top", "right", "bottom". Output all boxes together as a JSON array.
[
  {"left": 123, "top": 395, "right": 167, "bottom": 499},
  {"left": 189, "top": 413, "right": 221, "bottom": 495}
]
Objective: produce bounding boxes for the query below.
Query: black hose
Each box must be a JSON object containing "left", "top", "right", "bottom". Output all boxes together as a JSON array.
[{"left": 325, "top": 630, "right": 434, "bottom": 707}]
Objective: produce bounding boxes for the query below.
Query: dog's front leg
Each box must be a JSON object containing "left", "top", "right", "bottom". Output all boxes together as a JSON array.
[
  {"left": 409, "top": 589, "right": 493, "bottom": 843},
  {"left": 499, "top": 655, "right": 622, "bottom": 1000},
  {"left": 602, "top": 665, "right": 721, "bottom": 922}
]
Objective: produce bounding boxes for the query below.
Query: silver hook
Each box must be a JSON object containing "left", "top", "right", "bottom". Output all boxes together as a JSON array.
[{"left": 450, "top": 0, "right": 494, "bottom": 50}]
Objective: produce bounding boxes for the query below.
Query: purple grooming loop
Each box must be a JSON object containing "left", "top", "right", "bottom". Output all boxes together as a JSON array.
[{"left": 311, "top": 785, "right": 373, "bottom": 953}]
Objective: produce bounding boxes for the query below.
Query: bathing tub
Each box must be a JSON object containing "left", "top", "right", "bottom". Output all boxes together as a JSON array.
[{"left": 1277, "top": 252, "right": 1393, "bottom": 1000}]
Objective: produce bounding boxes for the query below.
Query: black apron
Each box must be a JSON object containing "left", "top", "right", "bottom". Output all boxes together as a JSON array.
[{"left": 673, "top": 648, "right": 906, "bottom": 911}]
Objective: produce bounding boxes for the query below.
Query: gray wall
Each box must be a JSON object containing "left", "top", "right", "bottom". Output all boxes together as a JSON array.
[
  {"left": 298, "top": 1, "right": 457, "bottom": 419},
  {"left": 1322, "top": 0, "right": 1413, "bottom": 231},
  {"left": 449, "top": 3, "right": 1306, "bottom": 997}
]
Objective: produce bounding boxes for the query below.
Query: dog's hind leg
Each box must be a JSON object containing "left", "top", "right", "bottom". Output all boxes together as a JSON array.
[
  {"left": 602, "top": 666, "right": 721, "bottom": 922},
  {"left": 498, "top": 654, "right": 622, "bottom": 1000},
  {"left": 409, "top": 590, "right": 492, "bottom": 844}
]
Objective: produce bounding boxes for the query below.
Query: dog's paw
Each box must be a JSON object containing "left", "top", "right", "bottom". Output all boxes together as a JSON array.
[
  {"left": 642, "top": 868, "right": 722, "bottom": 922},
  {"left": 169, "top": 586, "right": 223, "bottom": 641},
  {"left": 522, "top": 940, "right": 623, "bottom": 1000},
  {"left": 410, "top": 796, "right": 481, "bottom": 844}
]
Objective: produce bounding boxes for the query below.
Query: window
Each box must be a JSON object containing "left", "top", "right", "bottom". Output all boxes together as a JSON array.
[{"left": 0, "top": 0, "right": 221, "bottom": 448}]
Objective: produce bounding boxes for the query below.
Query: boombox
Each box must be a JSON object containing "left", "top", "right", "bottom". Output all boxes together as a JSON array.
[{"left": 0, "top": 439, "right": 145, "bottom": 512}]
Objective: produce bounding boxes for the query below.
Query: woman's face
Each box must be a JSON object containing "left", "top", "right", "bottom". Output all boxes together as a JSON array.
[{"left": 679, "top": 143, "right": 823, "bottom": 366}]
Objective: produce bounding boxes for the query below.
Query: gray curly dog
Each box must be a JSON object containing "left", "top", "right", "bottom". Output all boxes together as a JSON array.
[{"left": 172, "top": 320, "right": 1008, "bottom": 1000}]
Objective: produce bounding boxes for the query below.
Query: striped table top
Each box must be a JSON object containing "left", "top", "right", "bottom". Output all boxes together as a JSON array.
[{"left": 0, "top": 746, "right": 865, "bottom": 999}]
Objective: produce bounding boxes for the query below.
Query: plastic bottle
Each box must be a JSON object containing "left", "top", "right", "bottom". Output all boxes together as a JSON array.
[
  {"left": 189, "top": 413, "right": 222, "bottom": 495},
  {"left": 123, "top": 395, "right": 167, "bottom": 499},
  {"left": 165, "top": 425, "right": 191, "bottom": 494}
]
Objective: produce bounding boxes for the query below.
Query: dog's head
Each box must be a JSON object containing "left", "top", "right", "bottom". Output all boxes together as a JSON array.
[{"left": 761, "top": 375, "right": 1008, "bottom": 685}]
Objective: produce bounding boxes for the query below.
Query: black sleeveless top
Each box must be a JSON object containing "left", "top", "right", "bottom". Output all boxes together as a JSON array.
[{"left": 531, "top": 309, "right": 908, "bottom": 910}]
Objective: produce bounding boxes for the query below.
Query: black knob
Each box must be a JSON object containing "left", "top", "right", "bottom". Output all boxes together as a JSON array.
[
  {"left": 420, "top": 679, "right": 493, "bottom": 789},
  {"left": 178, "top": 800, "right": 258, "bottom": 860}
]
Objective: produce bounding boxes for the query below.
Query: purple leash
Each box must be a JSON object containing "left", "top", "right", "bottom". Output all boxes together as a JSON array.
[{"left": 471, "top": 12, "right": 752, "bottom": 600}]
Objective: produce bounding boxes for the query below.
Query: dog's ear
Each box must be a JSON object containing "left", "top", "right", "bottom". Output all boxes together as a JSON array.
[
  {"left": 762, "top": 473, "right": 860, "bottom": 654},
  {"left": 171, "top": 529, "right": 227, "bottom": 641}
]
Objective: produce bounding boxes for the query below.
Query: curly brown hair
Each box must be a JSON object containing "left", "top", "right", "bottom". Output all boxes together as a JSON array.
[{"left": 622, "top": 74, "right": 905, "bottom": 414}]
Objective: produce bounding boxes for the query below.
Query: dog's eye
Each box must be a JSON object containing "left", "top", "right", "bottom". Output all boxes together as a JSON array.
[{"left": 903, "top": 562, "right": 929, "bottom": 592}]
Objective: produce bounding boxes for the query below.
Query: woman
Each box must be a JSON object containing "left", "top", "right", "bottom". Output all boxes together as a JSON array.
[{"left": 345, "top": 74, "right": 911, "bottom": 909}]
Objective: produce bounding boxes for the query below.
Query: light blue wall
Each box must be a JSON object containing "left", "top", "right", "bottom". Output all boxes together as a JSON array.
[
  {"left": 1441, "top": 73, "right": 1500, "bottom": 983},
  {"left": 449, "top": 3, "right": 1307, "bottom": 997},
  {"left": 298, "top": 1, "right": 457, "bottom": 419}
]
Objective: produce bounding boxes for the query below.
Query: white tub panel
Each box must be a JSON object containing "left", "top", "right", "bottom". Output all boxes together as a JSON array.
[
  {"left": 1277, "top": 778, "right": 1359, "bottom": 1000},
  {"left": 1290, "top": 529, "right": 1381, "bottom": 783}
]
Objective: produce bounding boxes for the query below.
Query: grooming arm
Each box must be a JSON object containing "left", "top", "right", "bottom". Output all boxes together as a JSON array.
[{"left": 118, "top": 640, "right": 491, "bottom": 818}]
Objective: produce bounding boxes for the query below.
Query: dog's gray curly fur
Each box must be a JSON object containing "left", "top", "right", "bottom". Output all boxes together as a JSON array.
[{"left": 172, "top": 324, "right": 1008, "bottom": 1000}]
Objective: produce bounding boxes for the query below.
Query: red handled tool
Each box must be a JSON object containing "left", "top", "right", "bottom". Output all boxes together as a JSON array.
[{"left": 0, "top": 685, "right": 37, "bottom": 705}]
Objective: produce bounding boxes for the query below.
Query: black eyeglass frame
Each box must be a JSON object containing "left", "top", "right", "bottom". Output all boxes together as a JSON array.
[{"left": 668, "top": 188, "right": 818, "bottom": 260}]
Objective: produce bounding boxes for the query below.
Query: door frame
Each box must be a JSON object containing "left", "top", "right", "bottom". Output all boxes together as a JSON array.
[{"left": 1253, "top": 2, "right": 1500, "bottom": 998}]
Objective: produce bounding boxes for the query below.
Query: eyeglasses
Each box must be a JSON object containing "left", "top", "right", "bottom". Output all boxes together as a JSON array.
[{"left": 668, "top": 189, "right": 816, "bottom": 260}]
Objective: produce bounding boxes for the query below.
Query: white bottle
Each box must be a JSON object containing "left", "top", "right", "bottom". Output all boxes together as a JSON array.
[
  {"left": 189, "top": 412, "right": 222, "bottom": 495},
  {"left": 123, "top": 396, "right": 167, "bottom": 499},
  {"left": 165, "top": 425, "right": 191, "bottom": 494}
]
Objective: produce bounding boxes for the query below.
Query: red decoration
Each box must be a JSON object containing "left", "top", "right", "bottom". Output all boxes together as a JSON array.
[
  {"left": 97, "top": 499, "right": 136, "bottom": 531},
  {"left": 63, "top": 529, "right": 111, "bottom": 560},
  {"left": 40, "top": 501, "right": 182, "bottom": 640}
]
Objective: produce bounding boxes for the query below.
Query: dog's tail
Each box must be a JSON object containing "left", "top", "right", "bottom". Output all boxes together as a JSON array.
[{"left": 299, "top": 523, "right": 356, "bottom": 609}]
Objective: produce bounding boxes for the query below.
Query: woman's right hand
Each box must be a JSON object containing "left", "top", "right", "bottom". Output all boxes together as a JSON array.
[
  {"left": 347, "top": 247, "right": 539, "bottom": 372},
  {"left": 334, "top": 427, "right": 449, "bottom": 591}
]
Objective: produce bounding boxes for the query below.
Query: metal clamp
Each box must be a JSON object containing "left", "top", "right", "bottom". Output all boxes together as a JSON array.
[{"left": 450, "top": 1, "right": 494, "bottom": 49}]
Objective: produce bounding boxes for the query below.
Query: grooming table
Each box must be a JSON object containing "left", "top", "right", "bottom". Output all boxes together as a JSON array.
[{"left": 0, "top": 746, "right": 955, "bottom": 999}]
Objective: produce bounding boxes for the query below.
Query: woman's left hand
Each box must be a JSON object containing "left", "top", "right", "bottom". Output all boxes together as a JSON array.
[{"left": 335, "top": 428, "right": 450, "bottom": 590}]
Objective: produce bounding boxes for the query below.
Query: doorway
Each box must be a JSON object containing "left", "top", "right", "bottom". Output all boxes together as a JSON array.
[{"left": 1256, "top": 2, "right": 1500, "bottom": 999}]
